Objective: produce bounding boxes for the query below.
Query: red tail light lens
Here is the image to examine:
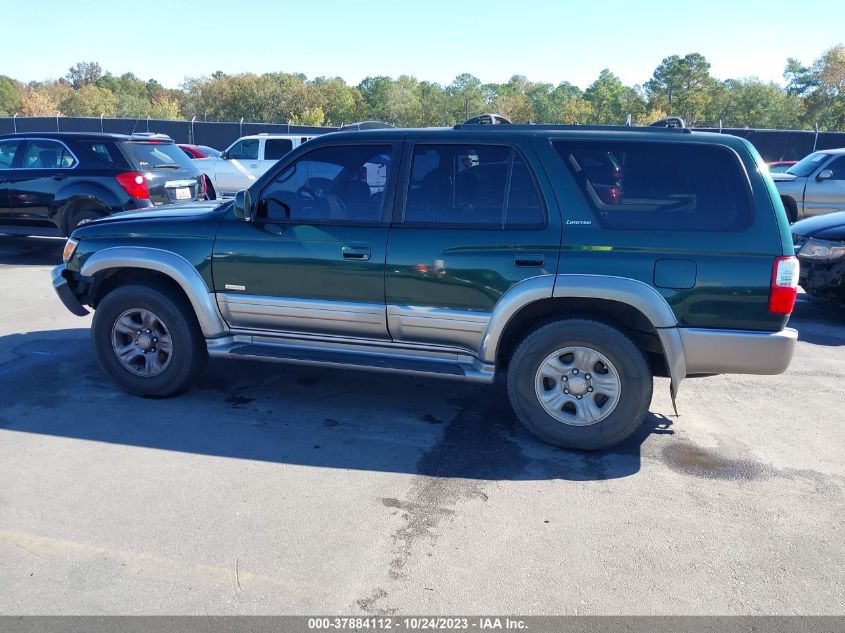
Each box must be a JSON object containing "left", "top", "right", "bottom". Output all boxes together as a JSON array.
[
  {"left": 200, "top": 175, "right": 207, "bottom": 195},
  {"left": 116, "top": 171, "right": 150, "bottom": 199},
  {"left": 769, "top": 256, "right": 800, "bottom": 314}
]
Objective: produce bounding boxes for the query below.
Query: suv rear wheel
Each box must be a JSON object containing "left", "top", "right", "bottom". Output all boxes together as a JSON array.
[
  {"left": 92, "top": 283, "right": 207, "bottom": 397},
  {"left": 507, "top": 318, "right": 652, "bottom": 450}
]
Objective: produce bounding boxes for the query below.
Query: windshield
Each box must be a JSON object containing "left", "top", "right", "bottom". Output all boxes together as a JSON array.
[
  {"left": 124, "top": 142, "right": 196, "bottom": 171},
  {"left": 786, "top": 152, "right": 831, "bottom": 177}
]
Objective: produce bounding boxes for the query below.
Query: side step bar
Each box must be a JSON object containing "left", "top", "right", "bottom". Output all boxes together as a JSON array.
[{"left": 207, "top": 337, "right": 496, "bottom": 383}]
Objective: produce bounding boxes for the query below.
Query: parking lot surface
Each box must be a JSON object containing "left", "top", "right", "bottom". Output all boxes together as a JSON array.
[{"left": 0, "top": 235, "right": 842, "bottom": 615}]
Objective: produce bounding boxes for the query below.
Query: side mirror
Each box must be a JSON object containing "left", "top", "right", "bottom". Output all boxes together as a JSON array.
[
  {"left": 233, "top": 189, "right": 254, "bottom": 222},
  {"left": 817, "top": 169, "right": 833, "bottom": 181}
]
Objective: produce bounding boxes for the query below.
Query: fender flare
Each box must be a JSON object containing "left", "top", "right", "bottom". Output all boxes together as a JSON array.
[
  {"left": 80, "top": 246, "right": 227, "bottom": 338},
  {"left": 481, "top": 273, "right": 687, "bottom": 394}
]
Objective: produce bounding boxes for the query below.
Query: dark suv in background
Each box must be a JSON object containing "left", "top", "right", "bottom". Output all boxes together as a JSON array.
[{"left": 0, "top": 132, "right": 206, "bottom": 237}]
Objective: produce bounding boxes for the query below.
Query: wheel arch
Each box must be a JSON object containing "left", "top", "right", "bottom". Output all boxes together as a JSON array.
[
  {"left": 80, "top": 247, "right": 227, "bottom": 338},
  {"left": 482, "top": 273, "right": 686, "bottom": 393}
]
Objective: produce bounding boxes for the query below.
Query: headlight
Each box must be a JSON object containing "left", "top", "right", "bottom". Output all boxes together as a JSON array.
[
  {"left": 62, "top": 238, "right": 79, "bottom": 263},
  {"left": 798, "top": 237, "right": 845, "bottom": 261}
]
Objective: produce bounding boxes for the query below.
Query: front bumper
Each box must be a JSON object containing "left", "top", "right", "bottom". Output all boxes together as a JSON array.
[
  {"left": 798, "top": 257, "right": 845, "bottom": 298},
  {"left": 680, "top": 327, "right": 798, "bottom": 376},
  {"left": 51, "top": 264, "right": 89, "bottom": 317}
]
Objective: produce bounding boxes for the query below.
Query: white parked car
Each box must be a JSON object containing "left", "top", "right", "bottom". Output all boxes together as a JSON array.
[{"left": 196, "top": 134, "right": 314, "bottom": 198}]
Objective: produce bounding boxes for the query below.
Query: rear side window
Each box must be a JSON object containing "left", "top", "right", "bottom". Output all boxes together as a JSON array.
[
  {"left": 21, "top": 140, "right": 77, "bottom": 169},
  {"left": 404, "top": 144, "right": 544, "bottom": 228},
  {"left": 0, "top": 140, "right": 19, "bottom": 169},
  {"left": 554, "top": 141, "right": 753, "bottom": 232},
  {"left": 80, "top": 141, "right": 124, "bottom": 167},
  {"left": 825, "top": 155, "right": 845, "bottom": 180},
  {"left": 123, "top": 142, "right": 195, "bottom": 170},
  {"left": 265, "top": 139, "right": 293, "bottom": 160}
]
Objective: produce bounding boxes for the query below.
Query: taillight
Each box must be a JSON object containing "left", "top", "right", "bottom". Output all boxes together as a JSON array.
[
  {"left": 116, "top": 171, "right": 150, "bottom": 199},
  {"left": 200, "top": 175, "right": 207, "bottom": 196},
  {"left": 769, "top": 256, "right": 800, "bottom": 314}
]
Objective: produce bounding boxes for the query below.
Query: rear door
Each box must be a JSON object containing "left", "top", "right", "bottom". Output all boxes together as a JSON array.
[
  {"left": 804, "top": 155, "right": 845, "bottom": 217},
  {"left": 0, "top": 139, "right": 21, "bottom": 223},
  {"left": 9, "top": 138, "right": 79, "bottom": 228},
  {"left": 259, "top": 138, "right": 294, "bottom": 175},
  {"left": 385, "top": 141, "right": 558, "bottom": 353}
]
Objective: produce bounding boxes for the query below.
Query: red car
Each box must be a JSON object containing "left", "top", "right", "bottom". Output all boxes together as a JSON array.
[
  {"left": 178, "top": 144, "right": 222, "bottom": 159},
  {"left": 767, "top": 160, "right": 798, "bottom": 173}
]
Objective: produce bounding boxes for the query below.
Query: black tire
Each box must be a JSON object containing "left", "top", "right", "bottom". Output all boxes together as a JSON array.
[
  {"left": 66, "top": 205, "right": 106, "bottom": 235},
  {"left": 507, "top": 318, "right": 653, "bottom": 450},
  {"left": 92, "top": 283, "right": 207, "bottom": 397},
  {"left": 781, "top": 197, "right": 797, "bottom": 224},
  {"left": 204, "top": 176, "right": 217, "bottom": 200}
]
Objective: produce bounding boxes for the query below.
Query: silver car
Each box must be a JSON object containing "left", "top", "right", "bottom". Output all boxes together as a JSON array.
[{"left": 773, "top": 148, "right": 845, "bottom": 222}]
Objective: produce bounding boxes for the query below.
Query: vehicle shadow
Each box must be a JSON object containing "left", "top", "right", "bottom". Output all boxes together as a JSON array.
[
  {"left": 0, "top": 235, "right": 64, "bottom": 266},
  {"left": 790, "top": 295, "right": 845, "bottom": 346},
  {"left": 0, "top": 328, "right": 674, "bottom": 482}
]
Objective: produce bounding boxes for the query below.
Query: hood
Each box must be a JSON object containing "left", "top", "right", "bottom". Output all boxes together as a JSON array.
[
  {"left": 770, "top": 172, "right": 798, "bottom": 182},
  {"left": 92, "top": 201, "right": 227, "bottom": 224},
  {"left": 792, "top": 211, "right": 845, "bottom": 240}
]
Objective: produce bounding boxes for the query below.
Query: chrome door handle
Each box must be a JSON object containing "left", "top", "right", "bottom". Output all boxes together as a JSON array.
[{"left": 341, "top": 246, "right": 371, "bottom": 261}]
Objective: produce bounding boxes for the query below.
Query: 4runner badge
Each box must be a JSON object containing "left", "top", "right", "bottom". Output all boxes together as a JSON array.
[{"left": 225, "top": 284, "right": 246, "bottom": 291}]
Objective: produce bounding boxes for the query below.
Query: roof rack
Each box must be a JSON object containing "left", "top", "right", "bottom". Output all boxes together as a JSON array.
[
  {"left": 649, "top": 116, "right": 686, "bottom": 128},
  {"left": 338, "top": 121, "right": 395, "bottom": 131},
  {"left": 453, "top": 122, "right": 692, "bottom": 134},
  {"left": 454, "top": 113, "right": 692, "bottom": 133},
  {"left": 461, "top": 113, "right": 512, "bottom": 126}
]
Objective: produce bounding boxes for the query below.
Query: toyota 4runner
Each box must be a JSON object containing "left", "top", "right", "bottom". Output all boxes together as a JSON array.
[{"left": 52, "top": 122, "right": 799, "bottom": 450}]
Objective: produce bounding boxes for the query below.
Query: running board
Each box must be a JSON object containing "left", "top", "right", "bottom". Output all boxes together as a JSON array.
[{"left": 207, "top": 338, "right": 496, "bottom": 383}]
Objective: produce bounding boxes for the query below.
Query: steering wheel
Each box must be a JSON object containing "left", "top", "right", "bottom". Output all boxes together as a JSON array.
[{"left": 297, "top": 185, "right": 320, "bottom": 201}]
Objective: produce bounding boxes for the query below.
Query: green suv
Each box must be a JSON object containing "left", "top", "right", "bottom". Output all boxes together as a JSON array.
[{"left": 52, "top": 123, "right": 799, "bottom": 450}]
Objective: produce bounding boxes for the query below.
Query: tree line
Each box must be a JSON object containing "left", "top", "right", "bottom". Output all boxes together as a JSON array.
[{"left": 1, "top": 46, "right": 844, "bottom": 130}]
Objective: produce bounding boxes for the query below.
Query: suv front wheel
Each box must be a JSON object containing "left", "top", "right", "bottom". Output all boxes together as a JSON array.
[
  {"left": 507, "top": 318, "right": 652, "bottom": 450},
  {"left": 92, "top": 283, "right": 207, "bottom": 397}
]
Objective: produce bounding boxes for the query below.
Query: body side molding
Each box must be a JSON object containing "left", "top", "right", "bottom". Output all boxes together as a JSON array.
[{"left": 79, "top": 246, "right": 227, "bottom": 338}]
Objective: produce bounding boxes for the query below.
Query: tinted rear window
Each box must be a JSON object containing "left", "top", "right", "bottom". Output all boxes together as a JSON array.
[
  {"left": 80, "top": 141, "right": 125, "bottom": 167},
  {"left": 265, "top": 139, "right": 293, "bottom": 160},
  {"left": 554, "top": 141, "right": 753, "bottom": 232},
  {"left": 123, "top": 142, "right": 196, "bottom": 171}
]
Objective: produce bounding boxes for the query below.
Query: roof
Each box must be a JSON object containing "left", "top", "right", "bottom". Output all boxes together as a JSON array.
[
  {"left": 0, "top": 131, "right": 176, "bottom": 143},
  {"left": 308, "top": 126, "right": 746, "bottom": 147}
]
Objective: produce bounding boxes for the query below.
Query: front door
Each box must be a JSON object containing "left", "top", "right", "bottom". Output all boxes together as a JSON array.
[
  {"left": 212, "top": 141, "right": 401, "bottom": 340},
  {"left": 805, "top": 155, "right": 845, "bottom": 217},
  {"left": 0, "top": 139, "right": 21, "bottom": 223},
  {"left": 385, "top": 141, "right": 560, "bottom": 353},
  {"left": 217, "top": 138, "right": 261, "bottom": 194},
  {"left": 9, "top": 139, "right": 78, "bottom": 228}
]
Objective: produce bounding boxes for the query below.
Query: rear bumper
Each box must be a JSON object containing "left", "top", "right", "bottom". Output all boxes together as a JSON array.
[
  {"left": 680, "top": 327, "right": 798, "bottom": 376},
  {"left": 51, "top": 264, "right": 89, "bottom": 317}
]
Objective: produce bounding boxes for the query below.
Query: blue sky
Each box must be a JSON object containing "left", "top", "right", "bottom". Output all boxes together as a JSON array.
[{"left": 5, "top": 0, "right": 844, "bottom": 89}]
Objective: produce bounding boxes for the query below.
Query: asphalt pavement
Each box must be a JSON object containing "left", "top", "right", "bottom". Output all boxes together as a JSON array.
[{"left": 0, "top": 235, "right": 842, "bottom": 615}]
